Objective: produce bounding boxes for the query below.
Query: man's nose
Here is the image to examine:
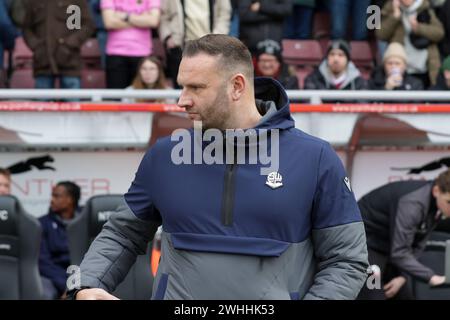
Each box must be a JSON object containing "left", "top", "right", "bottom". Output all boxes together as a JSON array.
[{"left": 177, "top": 89, "right": 193, "bottom": 109}]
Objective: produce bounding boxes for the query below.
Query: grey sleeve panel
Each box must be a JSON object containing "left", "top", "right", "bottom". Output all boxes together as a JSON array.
[
  {"left": 79, "top": 204, "right": 159, "bottom": 292},
  {"left": 390, "top": 199, "right": 435, "bottom": 282},
  {"left": 303, "top": 222, "right": 369, "bottom": 300}
]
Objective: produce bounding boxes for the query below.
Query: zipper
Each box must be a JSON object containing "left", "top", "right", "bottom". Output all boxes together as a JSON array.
[{"left": 221, "top": 152, "right": 238, "bottom": 227}]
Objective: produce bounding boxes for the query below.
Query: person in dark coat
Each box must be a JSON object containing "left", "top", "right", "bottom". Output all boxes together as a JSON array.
[
  {"left": 304, "top": 40, "right": 367, "bottom": 90},
  {"left": 429, "top": 55, "right": 450, "bottom": 90},
  {"left": 369, "top": 42, "right": 424, "bottom": 90},
  {"left": 22, "top": 0, "right": 95, "bottom": 89},
  {"left": 238, "top": 0, "right": 292, "bottom": 55},
  {"left": 255, "top": 39, "right": 299, "bottom": 90},
  {"left": 357, "top": 169, "right": 450, "bottom": 300},
  {"left": 39, "top": 181, "right": 81, "bottom": 299}
]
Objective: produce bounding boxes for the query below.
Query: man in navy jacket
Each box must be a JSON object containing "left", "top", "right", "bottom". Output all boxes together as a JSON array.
[
  {"left": 72, "top": 34, "right": 369, "bottom": 300},
  {"left": 39, "top": 181, "right": 81, "bottom": 299}
]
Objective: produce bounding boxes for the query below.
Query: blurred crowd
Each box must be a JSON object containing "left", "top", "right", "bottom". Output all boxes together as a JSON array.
[{"left": 1, "top": 0, "right": 450, "bottom": 97}]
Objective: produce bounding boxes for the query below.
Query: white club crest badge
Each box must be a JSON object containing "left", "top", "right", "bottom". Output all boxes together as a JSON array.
[
  {"left": 266, "top": 172, "right": 283, "bottom": 189},
  {"left": 344, "top": 177, "right": 352, "bottom": 192}
]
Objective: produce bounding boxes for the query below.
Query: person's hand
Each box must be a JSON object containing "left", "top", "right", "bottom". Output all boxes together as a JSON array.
[
  {"left": 429, "top": 275, "right": 446, "bottom": 287},
  {"left": 393, "top": 0, "right": 401, "bottom": 19},
  {"left": 75, "top": 288, "right": 120, "bottom": 300},
  {"left": 250, "top": 2, "right": 260, "bottom": 12},
  {"left": 383, "top": 276, "right": 406, "bottom": 299},
  {"left": 166, "top": 36, "right": 176, "bottom": 49},
  {"left": 409, "top": 15, "right": 419, "bottom": 32},
  {"left": 60, "top": 291, "right": 68, "bottom": 300},
  {"left": 115, "top": 11, "right": 127, "bottom": 20},
  {"left": 385, "top": 74, "right": 403, "bottom": 90}
]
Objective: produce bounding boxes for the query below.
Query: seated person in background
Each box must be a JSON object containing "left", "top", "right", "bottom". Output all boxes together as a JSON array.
[
  {"left": 122, "top": 55, "right": 172, "bottom": 103},
  {"left": 0, "top": 167, "right": 11, "bottom": 195},
  {"left": 357, "top": 169, "right": 450, "bottom": 300},
  {"left": 39, "top": 181, "right": 81, "bottom": 299},
  {"left": 255, "top": 39, "right": 299, "bottom": 90},
  {"left": 369, "top": 42, "right": 424, "bottom": 90},
  {"left": 429, "top": 55, "right": 450, "bottom": 90},
  {"left": 304, "top": 40, "right": 367, "bottom": 90}
]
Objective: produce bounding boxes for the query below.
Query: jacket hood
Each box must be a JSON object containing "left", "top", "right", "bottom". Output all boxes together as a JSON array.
[
  {"left": 318, "top": 60, "right": 362, "bottom": 89},
  {"left": 253, "top": 77, "right": 295, "bottom": 130}
]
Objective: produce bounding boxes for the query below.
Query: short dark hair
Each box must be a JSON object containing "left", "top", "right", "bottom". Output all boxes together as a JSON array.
[
  {"left": 182, "top": 34, "right": 254, "bottom": 82},
  {"left": 57, "top": 181, "right": 81, "bottom": 209},
  {"left": 0, "top": 168, "right": 11, "bottom": 179},
  {"left": 435, "top": 169, "right": 450, "bottom": 193}
]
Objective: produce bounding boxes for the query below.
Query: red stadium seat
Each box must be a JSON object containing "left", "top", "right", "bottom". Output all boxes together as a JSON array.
[
  {"left": 81, "top": 69, "right": 106, "bottom": 89},
  {"left": 350, "top": 41, "right": 374, "bottom": 72},
  {"left": 13, "top": 37, "right": 33, "bottom": 69},
  {"left": 81, "top": 38, "right": 102, "bottom": 69},
  {"left": 282, "top": 40, "right": 323, "bottom": 68},
  {"left": 10, "top": 69, "right": 34, "bottom": 88},
  {"left": 296, "top": 67, "right": 313, "bottom": 89}
]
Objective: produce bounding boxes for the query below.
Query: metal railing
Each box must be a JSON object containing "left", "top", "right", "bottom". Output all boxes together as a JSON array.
[{"left": 1, "top": 89, "right": 450, "bottom": 103}]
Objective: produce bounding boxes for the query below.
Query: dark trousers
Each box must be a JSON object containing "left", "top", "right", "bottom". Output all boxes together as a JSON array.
[
  {"left": 105, "top": 55, "right": 144, "bottom": 89},
  {"left": 357, "top": 248, "right": 415, "bottom": 300}
]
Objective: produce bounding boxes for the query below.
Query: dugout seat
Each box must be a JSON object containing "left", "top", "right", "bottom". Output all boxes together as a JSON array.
[
  {"left": 67, "top": 195, "right": 154, "bottom": 300},
  {"left": 0, "top": 195, "right": 43, "bottom": 299},
  {"left": 413, "top": 231, "right": 450, "bottom": 299}
]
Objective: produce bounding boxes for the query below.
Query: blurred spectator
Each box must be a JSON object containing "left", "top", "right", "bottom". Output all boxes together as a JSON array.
[
  {"left": 238, "top": 0, "right": 292, "bottom": 55},
  {"left": 122, "top": 55, "right": 171, "bottom": 103},
  {"left": 0, "top": 167, "right": 11, "bottom": 195},
  {"left": 255, "top": 39, "right": 299, "bottom": 89},
  {"left": 88, "top": 0, "right": 107, "bottom": 68},
  {"left": 328, "top": 0, "right": 371, "bottom": 40},
  {"left": 229, "top": 0, "right": 240, "bottom": 37},
  {"left": 102, "top": 0, "right": 161, "bottom": 89},
  {"left": 159, "top": 0, "right": 231, "bottom": 86},
  {"left": 39, "top": 181, "right": 81, "bottom": 299},
  {"left": 284, "top": 0, "right": 316, "bottom": 40},
  {"left": 304, "top": 40, "right": 368, "bottom": 90},
  {"left": 0, "top": 0, "right": 18, "bottom": 88},
  {"left": 369, "top": 42, "right": 424, "bottom": 90},
  {"left": 376, "top": 0, "right": 445, "bottom": 88},
  {"left": 436, "top": 0, "right": 450, "bottom": 58},
  {"left": 22, "top": 0, "right": 95, "bottom": 89},
  {"left": 430, "top": 55, "right": 450, "bottom": 89}
]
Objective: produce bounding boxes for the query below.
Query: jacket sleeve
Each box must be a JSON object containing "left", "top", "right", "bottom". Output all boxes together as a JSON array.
[
  {"left": 22, "top": 3, "right": 42, "bottom": 50},
  {"left": 415, "top": 10, "right": 445, "bottom": 43},
  {"left": 79, "top": 205, "right": 159, "bottom": 292},
  {"left": 258, "top": 0, "right": 293, "bottom": 19},
  {"left": 376, "top": 3, "right": 402, "bottom": 41},
  {"left": 303, "top": 143, "right": 369, "bottom": 300},
  {"left": 79, "top": 148, "right": 161, "bottom": 292},
  {"left": 38, "top": 225, "right": 68, "bottom": 294},
  {"left": 212, "top": 0, "right": 231, "bottom": 35},
  {"left": 390, "top": 200, "right": 435, "bottom": 282}
]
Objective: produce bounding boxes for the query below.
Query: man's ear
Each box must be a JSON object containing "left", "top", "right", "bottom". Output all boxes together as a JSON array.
[
  {"left": 432, "top": 185, "right": 440, "bottom": 197},
  {"left": 230, "top": 74, "right": 246, "bottom": 101}
]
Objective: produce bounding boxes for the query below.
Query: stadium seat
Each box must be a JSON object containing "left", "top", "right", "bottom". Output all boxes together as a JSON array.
[
  {"left": 13, "top": 37, "right": 33, "bottom": 69},
  {"left": 149, "top": 112, "right": 193, "bottom": 146},
  {"left": 295, "top": 68, "right": 313, "bottom": 89},
  {"left": 81, "top": 38, "right": 102, "bottom": 69},
  {"left": 81, "top": 69, "right": 106, "bottom": 89},
  {"left": 67, "top": 195, "right": 154, "bottom": 300},
  {"left": 413, "top": 231, "right": 450, "bottom": 299},
  {"left": 282, "top": 40, "right": 323, "bottom": 68},
  {"left": 10, "top": 69, "right": 35, "bottom": 88},
  {"left": 0, "top": 195, "right": 43, "bottom": 299},
  {"left": 350, "top": 41, "right": 374, "bottom": 74}
]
